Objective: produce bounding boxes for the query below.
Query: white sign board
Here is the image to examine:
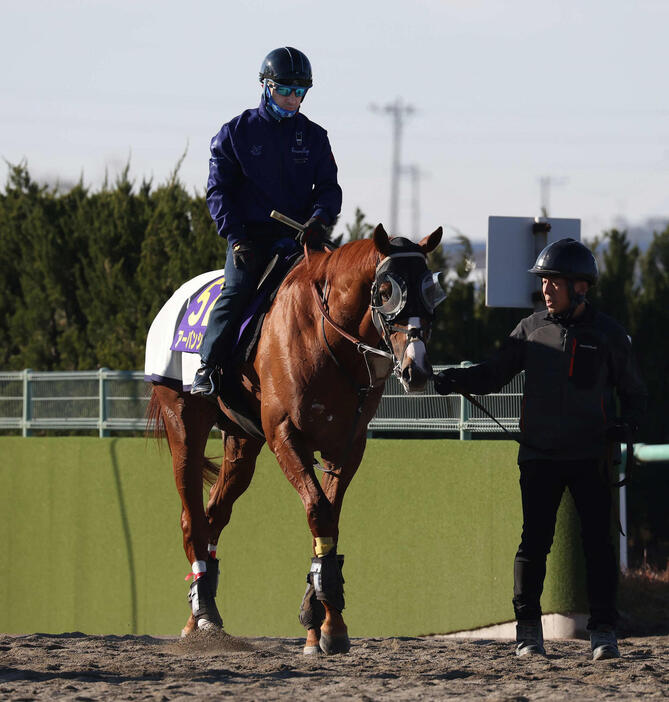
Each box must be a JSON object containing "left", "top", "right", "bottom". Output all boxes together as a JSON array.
[{"left": 486, "top": 216, "right": 581, "bottom": 308}]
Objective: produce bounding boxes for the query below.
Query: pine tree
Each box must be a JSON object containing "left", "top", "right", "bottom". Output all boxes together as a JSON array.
[
  {"left": 635, "top": 225, "right": 669, "bottom": 442},
  {"left": 343, "top": 207, "right": 374, "bottom": 242},
  {"left": 75, "top": 166, "right": 151, "bottom": 368},
  {"left": 1, "top": 163, "right": 88, "bottom": 369},
  {"left": 589, "top": 229, "right": 639, "bottom": 330}
]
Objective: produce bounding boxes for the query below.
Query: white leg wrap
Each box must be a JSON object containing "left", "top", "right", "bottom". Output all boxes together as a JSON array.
[{"left": 192, "top": 560, "right": 207, "bottom": 575}]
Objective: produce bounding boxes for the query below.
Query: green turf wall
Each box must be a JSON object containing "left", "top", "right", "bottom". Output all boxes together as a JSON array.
[{"left": 0, "top": 437, "right": 588, "bottom": 637}]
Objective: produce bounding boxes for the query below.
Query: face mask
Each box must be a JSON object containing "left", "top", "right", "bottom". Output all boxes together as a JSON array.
[
  {"left": 371, "top": 253, "right": 447, "bottom": 322},
  {"left": 264, "top": 83, "right": 298, "bottom": 121}
]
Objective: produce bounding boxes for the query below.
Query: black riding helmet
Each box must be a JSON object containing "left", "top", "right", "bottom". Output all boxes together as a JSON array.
[
  {"left": 528, "top": 238, "right": 599, "bottom": 285},
  {"left": 259, "top": 47, "right": 313, "bottom": 87}
]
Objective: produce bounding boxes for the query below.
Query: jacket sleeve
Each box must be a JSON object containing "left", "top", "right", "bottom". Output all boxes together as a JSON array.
[
  {"left": 309, "top": 132, "right": 342, "bottom": 227},
  {"left": 610, "top": 331, "right": 647, "bottom": 430},
  {"left": 205, "top": 125, "right": 244, "bottom": 242},
  {"left": 447, "top": 323, "right": 527, "bottom": 395}
]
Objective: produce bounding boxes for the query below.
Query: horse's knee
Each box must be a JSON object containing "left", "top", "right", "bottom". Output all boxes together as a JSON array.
[{"left": 306, "top": 497, "right": 336, "bottom": 534}]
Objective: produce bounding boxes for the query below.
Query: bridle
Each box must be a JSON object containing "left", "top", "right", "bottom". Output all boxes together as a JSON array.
[
  {"left": 369, "top": 251, "right": 439, "bottom": 379},
  {"left": 268, "top": 210, "right": 438, "bottom": 375},
  {"left": 305, "top": 245, "right": 436, "bottom": 382}
]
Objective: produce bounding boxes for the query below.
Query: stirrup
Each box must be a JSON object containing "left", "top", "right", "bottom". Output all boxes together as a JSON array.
[{"left": 191, "top": 365, "right": 218, "bottom": 397}]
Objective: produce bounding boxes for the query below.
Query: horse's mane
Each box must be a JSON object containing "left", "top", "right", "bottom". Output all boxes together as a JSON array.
[{"left": 295, "top": 238, "right": 379, "bottom": 284}]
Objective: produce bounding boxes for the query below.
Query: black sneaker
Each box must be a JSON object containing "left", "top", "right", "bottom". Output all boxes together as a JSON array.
[
  {"left": 191, "top": 365, "right": 217, "bottom": 396},
  {"left": 515, "top": 620, "right": 546, "bottom": 656},
  {"left": 591, "top": 626, "right": 620, "bottom": 660}
]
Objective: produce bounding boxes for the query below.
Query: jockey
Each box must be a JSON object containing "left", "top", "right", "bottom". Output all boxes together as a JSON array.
[{"left": 192, "top": 46, "right": 342, "bottom": 396}]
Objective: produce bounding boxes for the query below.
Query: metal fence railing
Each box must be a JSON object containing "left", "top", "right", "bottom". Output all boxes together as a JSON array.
[{"left": 0, "top": 365, "right": 523, "bottom": 438}]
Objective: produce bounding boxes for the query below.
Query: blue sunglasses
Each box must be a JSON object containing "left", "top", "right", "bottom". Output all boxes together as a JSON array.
[{"left": 268, "top": 81, "right": 309, "bottom": 98}]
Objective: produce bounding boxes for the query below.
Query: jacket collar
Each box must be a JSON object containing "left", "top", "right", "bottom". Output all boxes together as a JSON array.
[
  {"left": 545, "top": 300, "right": 594, "bottom": 327},
  {"left": 258, "top": 98, "right": 274, "bottom": 123}
]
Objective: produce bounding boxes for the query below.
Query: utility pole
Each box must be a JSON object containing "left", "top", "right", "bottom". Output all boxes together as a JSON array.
[
  {"left": 402, "top": 164, "right": 427, "bottom": 237},
  {"left": 371, "top": 98, "right": 415, "bottom": 235},
  {"left": 539, "top": 176, "right": 568, "bottom": 217}
]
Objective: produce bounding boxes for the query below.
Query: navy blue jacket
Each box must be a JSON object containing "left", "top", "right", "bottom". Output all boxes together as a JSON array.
[{"left": 206, "top": 99, "right": 342, "bottom": 245}]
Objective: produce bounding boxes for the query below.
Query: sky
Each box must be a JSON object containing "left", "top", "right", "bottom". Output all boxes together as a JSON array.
[{"left": 2, "top": 0, "right": 668, "bottom": 246}]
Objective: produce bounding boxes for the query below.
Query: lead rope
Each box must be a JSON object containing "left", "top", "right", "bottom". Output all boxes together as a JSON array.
[
  {"left": 453, "top": 387, "right": 563, "bottom": 455},
  {"left": 456, "top": 385, "right": 634, "bottom": 496}
]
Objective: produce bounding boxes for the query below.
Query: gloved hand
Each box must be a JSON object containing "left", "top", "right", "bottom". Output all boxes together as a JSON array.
[
  {"left": 433, "top": 369, "right": 463, "bottom": 396},
  {"left": 231, "top": 241, "right": 256, "bottom": 271},
  {"left": 606, "top": 421, "right": 637, "bottom": 443},
  {"left": 298, "top": 217, "right": 327, "bottom": 250}
]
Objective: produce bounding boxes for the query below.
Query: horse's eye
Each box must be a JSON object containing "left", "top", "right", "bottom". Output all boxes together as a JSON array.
[{"left": 379, "top": 281, "right": 392, "bottom": 301}]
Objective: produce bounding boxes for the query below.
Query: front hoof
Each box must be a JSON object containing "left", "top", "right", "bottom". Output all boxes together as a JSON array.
[
  {"left": 303, "top": 645, "right": 321, "bottom": 655},
  {"left": 181, "top": 614, "right": 224, "bottom": 637},
  {"left": 197, "top": 618, "right": 223, "bottom": 632},
  {"left": 319, "top": 631, "right": 351, "bottom": 655}
]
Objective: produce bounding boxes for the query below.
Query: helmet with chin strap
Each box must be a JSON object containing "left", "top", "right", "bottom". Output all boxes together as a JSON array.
[
  {"left": 259, "top": 47, "right": 312, "bottom": 121},
  {"left": 529, "top": 238, "right": 598, "bottom": 320},
  {"left": 528, "top": 238, "right": 598, "bottom": 284},
  {"left": 259, "top": 47, "right": 313, "bottom": 87}
]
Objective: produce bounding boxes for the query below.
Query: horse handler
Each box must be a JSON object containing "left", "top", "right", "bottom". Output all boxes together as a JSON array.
[
  {"left": 434, "top": 238, "right": 646, "bottom": 660},
  {"left": 192, "top": 46, "right": 342, "bottom": 396}
]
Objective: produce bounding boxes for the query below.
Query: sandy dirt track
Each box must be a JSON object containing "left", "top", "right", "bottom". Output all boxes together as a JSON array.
[{"left": 1, "top": 631, "right": 667, "bottom": 701}]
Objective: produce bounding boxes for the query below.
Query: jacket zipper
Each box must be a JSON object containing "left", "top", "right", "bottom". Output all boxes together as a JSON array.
[{"left": 568, "top": 337, "right": 577, "bottom": 377}]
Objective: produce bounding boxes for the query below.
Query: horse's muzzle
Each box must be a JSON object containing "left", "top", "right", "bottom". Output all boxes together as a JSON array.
[{"left": 400, "top": 362, "right": 431, "bottom": 393}]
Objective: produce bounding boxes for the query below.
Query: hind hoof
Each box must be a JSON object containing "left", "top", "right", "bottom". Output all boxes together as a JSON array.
[
  {"left": 303, "top": 645, "right": 321, "bottom": 655},
  {"left": 181, "top": 614, "right": 197, "bottom": 638},
  {"left": 319, "top": 632, "right": 350, "bottom": 655}
]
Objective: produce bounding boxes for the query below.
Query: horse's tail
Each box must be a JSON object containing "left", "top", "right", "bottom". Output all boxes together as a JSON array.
[
  {"left": 145, "top": 385, "right": 220, "bottom": 486},
  {"left": 145, "top": 386, "right": 166, "bottom": 441},
  {"left": 201, "top": 456, "right": 221, "bottom": 487}
]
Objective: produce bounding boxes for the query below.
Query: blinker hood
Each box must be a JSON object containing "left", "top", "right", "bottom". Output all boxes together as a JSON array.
[{"left": 371, "top": 252, "right": 447, "bottom": 323}]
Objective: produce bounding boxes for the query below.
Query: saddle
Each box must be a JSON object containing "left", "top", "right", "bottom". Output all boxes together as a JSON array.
[
  {"left": 171, "top": 240, "right": 303, "bottom": 439},
  {"left": 219, "top": 243, "right": 304, "bottom": 439}
]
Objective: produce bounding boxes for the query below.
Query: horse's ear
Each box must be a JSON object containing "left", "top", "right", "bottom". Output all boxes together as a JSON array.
[
  {"left": 418, "top": 226, "right": 443, "bottom": 254},
  {"left": 373, "top": 224, "right": 392, "bottom": 256}
]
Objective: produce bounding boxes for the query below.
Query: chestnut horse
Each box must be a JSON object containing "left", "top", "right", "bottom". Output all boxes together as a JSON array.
[{"left": 146, "top": 224, "right": 443, "bottom": 654}]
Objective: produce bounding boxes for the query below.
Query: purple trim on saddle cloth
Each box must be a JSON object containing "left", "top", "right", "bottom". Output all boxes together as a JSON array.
[
  {"left": 171, "top": 276, "right": 226, "bottom": 354},
  {"left": 234, "top": 293, "right": 266, "bottom": 349}
]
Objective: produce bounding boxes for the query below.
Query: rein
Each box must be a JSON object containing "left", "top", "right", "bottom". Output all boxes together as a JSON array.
[
  {"left": 269, "top": 211, "right": 421, "bottom": 476},
  {"left": 304, "top": 244, "right": 395, "bottom": 363},
  {"left": 302, "top": 242, "right": 396, "bottom": 477},
  {"left": 451, "top": 383, "right": 634, "bottom": 489},
  {"left": 269, "top": 209, "right": 397, "bottom": 367}
]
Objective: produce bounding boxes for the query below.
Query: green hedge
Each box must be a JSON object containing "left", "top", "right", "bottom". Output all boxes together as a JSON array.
[{"left": 0, "top": 437, "right": 587, "bottom": 636}]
